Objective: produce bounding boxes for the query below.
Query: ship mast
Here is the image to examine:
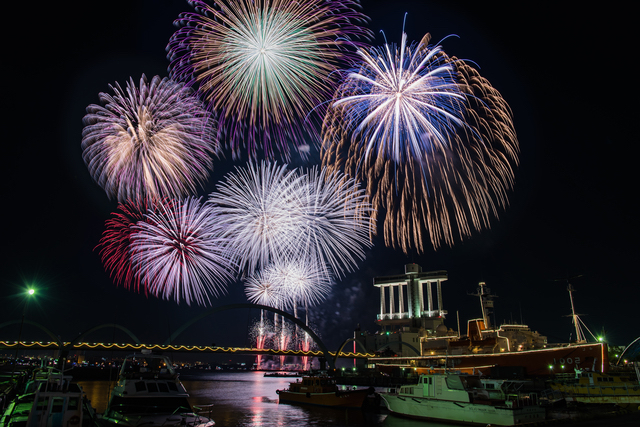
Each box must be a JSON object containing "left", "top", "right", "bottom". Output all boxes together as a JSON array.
[{"left": 567, "top": 282, "right": 586, "bottom": 343}]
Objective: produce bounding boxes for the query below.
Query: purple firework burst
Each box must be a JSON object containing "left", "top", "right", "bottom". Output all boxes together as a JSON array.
[
  {"left": 130, "top": 197, "right": 237, "bottom": 306},
  {"left": 167, "top": 0, "right": 371, "bottom": 160},
  {"left": 82, "top": 74, "right": 220, "bottom": 203}
]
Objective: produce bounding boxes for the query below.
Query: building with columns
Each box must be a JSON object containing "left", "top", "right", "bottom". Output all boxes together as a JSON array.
[
  {"left": 374, "top": 264, "right": 448, "bottom": 333},
  {"left": 356, "top": 264, "right": 452, "bottom": 358}
]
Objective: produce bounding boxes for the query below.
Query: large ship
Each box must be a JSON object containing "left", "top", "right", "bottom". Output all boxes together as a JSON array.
[{"left": 357, "top": 264, "right": 608, "bottom": 377}]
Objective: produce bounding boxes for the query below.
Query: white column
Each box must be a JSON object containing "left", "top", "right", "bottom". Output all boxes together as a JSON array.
[
  {"left": 389, "top": 285, "right": 395, "bottom": 318},
  {"left": 380, "top": 286, "right": 385, "bottom": 318},
  {"left": 399, "top": 283, "right": 405, "bottom": 318},
  {"left": 426, "top": 281, "right": 433, "bottom": 315},
  {"left": 437, "top": 280, "right": 443, "bottom": 316}
]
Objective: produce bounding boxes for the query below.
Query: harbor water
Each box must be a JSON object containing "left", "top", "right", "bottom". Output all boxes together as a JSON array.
[
  {"left": 78, "top": 370, "right": 450, "bottom": 427},
  {"left": 78, "top": 370, "right": 640, "bottom": 427}
]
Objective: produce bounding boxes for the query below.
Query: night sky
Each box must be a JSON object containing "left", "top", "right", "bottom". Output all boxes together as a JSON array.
[{"left": 4, "top": 1, "right": 637, "bottom": 358}]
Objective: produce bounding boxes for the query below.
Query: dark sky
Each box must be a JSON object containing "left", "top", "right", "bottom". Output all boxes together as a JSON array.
[{"left": 4, "top": 1, "right": 638, "bottom": 357}]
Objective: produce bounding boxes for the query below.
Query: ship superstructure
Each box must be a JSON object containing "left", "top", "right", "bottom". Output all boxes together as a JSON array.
[{"left": 358, "top": 264, "right": 608, "bottom": 376}]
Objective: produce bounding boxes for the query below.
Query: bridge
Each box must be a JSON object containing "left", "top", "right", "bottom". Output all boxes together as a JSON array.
[
  {"left": 0, "top": 303, "right": 379, "bottom": 370},
  {"left": 0, "top": 340, "right": 374, "bottom": 359}
]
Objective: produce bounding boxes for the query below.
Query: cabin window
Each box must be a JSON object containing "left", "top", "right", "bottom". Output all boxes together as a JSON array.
[
  {"left": 147, "top": 383, "right": 159, "bottom": 393},
  {"left": 157, "top": 382, "right": 169, "bottom": 393},
  {"left": 167, "top": 382, "right": 178, "bottom": 392},
  {"left": 135, "top": 381, "right": 146, "bottom": 392}
]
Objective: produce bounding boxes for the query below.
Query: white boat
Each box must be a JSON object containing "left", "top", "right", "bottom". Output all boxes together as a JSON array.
[
  {"left": 99, "top": 352, "right": 214, "bottom": 427},
  {"left": 1, "top": 367, "right": 96, "bottom": 427},
  {"left": 380, "top": 372, "right": 546, "bottom": 426}
]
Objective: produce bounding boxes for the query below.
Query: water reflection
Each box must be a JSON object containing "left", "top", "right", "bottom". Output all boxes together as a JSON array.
[{"left": 79, "top": 371, "right": 448, "bottom": 427}]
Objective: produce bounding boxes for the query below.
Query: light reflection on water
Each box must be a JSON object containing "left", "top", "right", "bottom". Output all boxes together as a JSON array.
[{"left": 79, "top": 371, "right": 451, "bottom": 427}]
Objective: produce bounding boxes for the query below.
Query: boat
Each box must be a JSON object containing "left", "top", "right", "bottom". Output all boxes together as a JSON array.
[
  {"left": 380, "top": 372, "right": 546, "bottom": 426},
  {"left": 549, "top": 367, "right": 640, "bottom": 409},
  {"left": 263, "top": 371, "right": 302, "bottom": 378},
  {"left": 99, "top": 352, "right": 215, "bottom": 427},
  {"left": 276, "top": 375, "right": 373, "bottom": 408},
  {"left": 360, "top": 265, "right": 609, "bottom": 377},
  {"left": 1, "top": 367, "right": 96, "bottom": 427}
]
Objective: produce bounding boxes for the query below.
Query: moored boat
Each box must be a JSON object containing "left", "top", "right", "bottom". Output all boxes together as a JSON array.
[
  {"left": 549, "top": 368, "right": 640, "bottom": 409},
  {"left": 99, "top": 352, "right": 214, "bottom": 427},
  {"left": 276, "top": 375, "right": 373, "bottom": 408},
  {"left": 380, "top": 372, "right": 546, "bottom": 426},
  {"left": 263, "top": 371, "right": 302, "bottom": 378},
  {"left": 1, "top": 367, "right": 96, "bottom": 427}
]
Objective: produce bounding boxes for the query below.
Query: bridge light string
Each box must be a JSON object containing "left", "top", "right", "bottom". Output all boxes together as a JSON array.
[{"left": 0, "top": 341, "right": 375, "bottom": 358}]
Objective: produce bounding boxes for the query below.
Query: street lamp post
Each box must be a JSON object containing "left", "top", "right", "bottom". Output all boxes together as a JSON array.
[{"left": 11, "top": 288, "right": 35, "bottom": 379}]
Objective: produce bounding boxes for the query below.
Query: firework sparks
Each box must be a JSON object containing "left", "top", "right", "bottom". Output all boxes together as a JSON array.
[
  {"left": 322, "top": 32, "right": 519, "bottom": 252},
  {"left": 244, "top": 265, "right": 287, "bottom": 309},
  {"left": 167, "top": 0, "right": 371, "bottom": 160},
  {"left": 296, "top": 166, "right": 373, "bottom": 279},
  {"left": 82, "top": 75, "right": 219, "bottom": 203},
  {"left": 266, "top": 258, "right": 333, "bottom": 309},
  {"left": 209, "top": 161, "right": 304, "bottom": 275},
  {"left": 210, "top": 162, "right": 373, "bottom": 278},
  {"left": 130, "top": 197, "right": 236, "bottom": 306},
  {"left": 97, "top": 200, "right": 151, "bottom": 293}
]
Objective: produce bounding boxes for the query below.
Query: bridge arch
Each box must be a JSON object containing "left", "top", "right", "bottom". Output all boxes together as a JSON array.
[
  {"left": 165, "top": 303, "right": 335, "bottom": 370},
  {"left": 70, "top": 324, "right": 142, "bottom": 347},
  {"left": 0, "top": 319, "right": 64, "bottom": 348},
  {"left": 617, "top": 337, "right": 640, "bottom": 365}
]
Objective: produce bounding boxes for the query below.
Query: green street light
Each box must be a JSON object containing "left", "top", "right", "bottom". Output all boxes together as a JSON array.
[{"left": 12, "top": 287, "right": 37, "bottom": 379}]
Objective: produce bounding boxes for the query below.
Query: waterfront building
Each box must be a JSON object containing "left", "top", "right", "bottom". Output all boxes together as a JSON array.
[{"left": 356, "top": 264, "right": 455, "bottom": 358}]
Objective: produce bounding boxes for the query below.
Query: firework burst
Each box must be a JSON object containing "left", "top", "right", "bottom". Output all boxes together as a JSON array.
[
  {"left": 167, "top": 0, "right": 371, "bottom": 160},
  {"left": 244, "top": 265, "right": 287, "bottom": 309},
  {"left": 296, "top": 166, "right": 373, "bottom": 279},
  {"left": 130, "top": 197, "right": 236, "bottom": 306},
  {"left": 322, "top": 32, "right": 519, "bottom": 252},
  {"left": 97, "top": 200, "right": 152, "bottom": 293},
  {"left": 209, "top": 161, "right": 304, "bottom": 275},
  {"left": 82, "top": 75, "right": 219, "bottom": 203},
  {"left": 210, "top": 162, "right": 373, "bottom": 278},
  {"left": 265, "top": 258, "right": 333, "bottom": 309}
]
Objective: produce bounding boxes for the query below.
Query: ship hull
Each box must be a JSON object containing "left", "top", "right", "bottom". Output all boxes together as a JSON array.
[
  {"left": 381, "top": 393, "right": 545, "bottom": 426},
  {"left": 277, "top": 389, "right": 370, "bottom": 408},
  {"left": 376, "top": 343, "right": 608, "bottom": 377}
]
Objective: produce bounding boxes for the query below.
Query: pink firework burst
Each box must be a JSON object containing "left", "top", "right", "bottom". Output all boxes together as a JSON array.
[{"left": 130, "top": 197, "right": 237, "bottom": 306}]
